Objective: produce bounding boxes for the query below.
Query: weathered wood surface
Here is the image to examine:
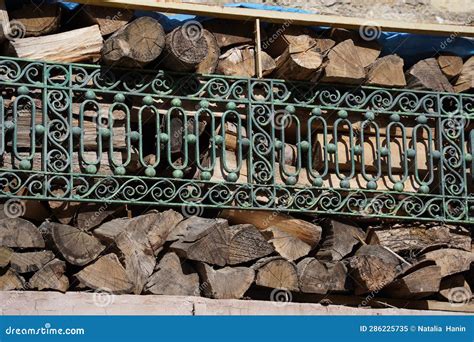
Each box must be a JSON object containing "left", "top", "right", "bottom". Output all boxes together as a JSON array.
[
  {"left": 437, "top": 55, "right": 464, "bottom": 79},
  {"left": 29, "top": 259, "right": 69, "bottom": 292},
  {"left": 216, "top": 45, "right": 275, "bottom": 78},
  {"left": 406, "top": 58, "right": 454, "bottom": 92},
  {"left": 262, "top": 226, "right": 311, "bottom": 261},
  {"left": 420, "top": 248, "right": 474, "bottom": 277},
  {"left": 0, "top": 246, "right": 12, "bottom": 268},
  {"left": 252, "top": 256, "right": 299, "bottom": 291},
  {"left": 162, "top": 26, "right": 208, "bottom": 71},
  {"left": 145, "top": 252, "right": 199, "bottom": 296},
  {"left": 316, "top": 219, "right": 364, "bottom": 261},
  {"left": 10, "top": 251, "right": 55, "bottom": 273},
  {"left": 0, "top": 218, "right": 44, "bottom": 248},
  {"left": 366, "top": 54, "right": 406, "bottom": 87},
  {"left": 322, "top": 39, "right": 365, "bottom": 84},
  {"left": 10, "top": 3, "right": 61, "bottom": 37},
  {"left": 454, "top": 56, "right": 474, "bottom": 93},
  {"left": 81, "top": 5, "right": 134, "bottom": 36},
  {"left": 196, "top": 29, "right": 220, "bottom": 74},
  {"left": 197, "top": 263, "right": 254, "bottom": 299},
  {"left": 298, "top": 258, "right": 351, "bottom": 294},
  {"left": 8, "top": 25, "right": 103, "bottom": 63},
  {"left": 0, "top": 269, "right": 25, "bottom": 291}
]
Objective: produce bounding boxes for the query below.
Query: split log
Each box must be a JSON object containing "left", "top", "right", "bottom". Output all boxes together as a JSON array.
[
  {"left": 366, "top": 55, "right": 406, "bottom": 87},
  {"left": 349, "top": 245, "right": 401, "bottom": 294},
  {"left": 437, "top": 55, "right": 464, "bottom": 79},
  {"left": 273, "top": 35, "right": 323, "bottom": 81},
  {"left": 0, "top": 1, "right": 9, "bottom": 43},
  {"left": 197, "top": 263, "right": 254, "bottom": 299},
  {"left": 145, "top": 252, "right": 199, "bottom": 296},
  {"left": 406, "top": 58, "right": 454, "bottom": 92},
  {"left": 262, "top": 227, "right": 311, "bottom": 261},
  {"left": 202, "top": 19, "right": 255, "bottom": 48},
  {"left": 264, "top": 25, "right": 335, "bottom": 58},
  {"left": 0, "top": 218, "right": 44, "bottom": 248},
  {"left": 75, "top": 253, "right": 133, "bottom": 294},
  {"left": 220, "top": 209, "right": 321, "bottom": 248},
  {"left": 8, "top": 25, "right": 103, "bottom": 63},
  {"left": 94, "top": 210, "right": 182, "bottom": 294},
  {"left": 0, "top": 269, "right": 24, "bottom": 291},
  {"left": 420, "top": 248, "right": 474, "bottom": 277},
  {"left": 196, "top": 30, "right": 220, "bottom": 74},
  {"left": 162, "top": 26, "right": 208, "bottom": 72},
  {"left": 43, "top": 222, "right": 105, "bottom": 266},
  {"left": 316, "top": 219, "right": 364, "bottom": 261},
  {"left": 383, "top": 262, "right": 442, "bottom": 299},
  {"left": 29, "top": 259, "right": 69, "bottom": 292},
  {"left": 252, "top": 256, "right": 299, "bottom": 291},
  {"left": 0, "top": 246, "right": 12, "bottom": 268},
  {"left": 216, "top": 45, "right": 276, "bottom": 78},
  {"left": 171, "top": 222, "right": 274, "bottom": 267},
  {"left": 438, "top": 274, "right": 472, "bottom": 303},
  {"left": 322, "top": 39, "right": 366, "bottom": 85},
  {"left": 330, "top": 28, "right": 381, "bottom": 68},
  {"left": 75, "top": 203, "right": 125, "bottom": 231},
  {"left": 101, "top": 17, "right": 165, "bottom": 68},
  {"left": 454, "top": 56, "right": 474, "bottom": 93},
  {"left": 9, "top": 3, "right": 61, "bottom": 37},
  {"left": 81, "top": 5, "right": 134, "bottom": 36},
  {"left": 167, "top": 216, "right": 223, "bottom": 242},
  {"left": 297, "top": 258, "right": 351, "bottom": 294},
  {"left": 48, "top": 200, "right": 80, "bottom": 226},
  {"left": 366, "top": 224, "right": 471, "bottom": 253},
  {"left": 10, "top": 251, "right": 55, "bottom": 274}
]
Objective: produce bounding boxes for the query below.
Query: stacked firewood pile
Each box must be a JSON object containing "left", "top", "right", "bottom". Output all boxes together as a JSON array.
[
  {"left": 0, "top": 205, "right": 472, "bottom": 308},
  {"left": 0, "top": 3, "right": 472, "bottom": 92}
]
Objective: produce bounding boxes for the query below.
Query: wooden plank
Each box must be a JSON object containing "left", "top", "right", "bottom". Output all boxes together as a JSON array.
[{"left": 71, "top": 0, "right": 474, "bottom": 37}]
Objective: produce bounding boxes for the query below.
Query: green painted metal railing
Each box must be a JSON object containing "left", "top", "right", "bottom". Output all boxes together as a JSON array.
[{"left": 0, "top": 56, "right": 472, "bottom": 223}]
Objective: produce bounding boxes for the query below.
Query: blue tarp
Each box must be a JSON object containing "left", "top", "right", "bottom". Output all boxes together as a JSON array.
[{"left": 10, "top": 1, "right": 473, "bottom": 66}]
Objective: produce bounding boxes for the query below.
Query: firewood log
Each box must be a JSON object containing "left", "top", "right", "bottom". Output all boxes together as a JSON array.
[
  {"left": 252, "top": 256, "right": 299, "bottom": 291},
  {"left": 161, "top": 26, "right": 209, "bottom": 72},
  {"left": 42, "top": 221, "right": 105, "bottom": 267},
  {"left": 297, "top": 258, "right": 351, "bottom": 294},
  {"left": 220, "top": 209, "right": 322, "bottom": 248},
  {"left": 453, "top": 56, "right": 474, "bottom": 93},
  {"left": 383, "top": 261, "right": 442, "bottom": 299},
  {"left": 262, "top": 227, "right": 311, "bottom": 261},
  {"left": 437, "top": 55, "right": 464, "bottom": 79},
  {"left": 10, "top": 251, "right": 54, "bottom": 274},
  {"left": 349, "top": 245, "right": 401, "bottom": 294},
  {"left": 202, "top": 19, "right": 255, "bottom": 48},
  {"left": 316, "top": 219, "right": 364, "bottom": 261},
  {"left": 406, "top": 58, "right": 454, "bottom": 92},
  {"left": 0, "top": 1, "right": 9, "bottom": 43},
  {"left": 366, "top": 54, "right": 406, "bottom": 87},
  {"left": 101, "top": 17, "right": 165, "bottom": 68},
  {"left": 80, "top": 5, "right": 134, "bottom": 36},
  {"left": 197, "top": 263, "right": 255, "bottom": 299},
  {"left": 420, "top": 248, "right": 474, "bottom": 277},
  {"left": 0, "top": 218, "right": 44, "bottom": 248},
  {"left": 322, "top": 39, "right": 366, "bottom": 85},
  {"left": 196, "top": 30, "right": 220, "bottom": 74},
  {"left": 9, "top": 3, "right": 61, "bottom": 37},
  {"left": 8, "top": 25, "right": 103, "bottom": 63},
  {"left": 273, "top": 35, "right": 323, "bottom": 81},
  {"left": 216, "top": 45, "right": 276, "bottom": 78},
  {"left": 145, "top": 252, "right": 199, "bottom": 296},
  {"left": 367, "top": 224, "right": 471, "bottom": 253},
  {"left": 264, "top": 24, "right": 335, "bottom": 58},
  {"left": 0, "top": 269, "right": 24, "bottom": 291},
  {"left": 166, "top": 216, "right": 224, "bottom": 242},
  {"left": 75, "top": 253, "right": 133, "bottom": 294},
  {"left": 48, "top": 200, "right": 80, "bottom": 226},
  {"left": 171, "top": 223, "right": 274, "bottom": 267},
  {"left": 438, "top": 274, "right": 472, "bottom": 303},
  {"left": 0, "top": 246, "right": 12, "bottom": 267},
  {"left": 94, "top": 211, "right": 183, "bottom": 294},
  {"left": 29, "top": 259, "right": 69, "bottom": 292},
  {"left": 330, "top": 28, "right": 381, "bottom": 68}
]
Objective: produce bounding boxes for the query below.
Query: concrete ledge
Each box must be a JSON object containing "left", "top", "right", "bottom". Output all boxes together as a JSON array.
[{"left": 0, "top": 291, "right": 462, "bottom": 315}]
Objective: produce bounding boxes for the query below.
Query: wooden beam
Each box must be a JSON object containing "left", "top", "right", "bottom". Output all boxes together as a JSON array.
[
  {"left": 71, "top": 1, "right": 474, "bottom": 37},
  {"left": 255, "top": 18, "right": 263, "bottom": 79}
]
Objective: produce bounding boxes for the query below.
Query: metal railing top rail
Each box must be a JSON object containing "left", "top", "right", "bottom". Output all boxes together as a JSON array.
[{"left": 0, "top": 56, "right": 472, "bottom": 223}]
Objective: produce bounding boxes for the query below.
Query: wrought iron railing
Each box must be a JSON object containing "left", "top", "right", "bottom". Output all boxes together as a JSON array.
[{"left": 0, "top": 56, "right": 472, "bottom": 223}]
